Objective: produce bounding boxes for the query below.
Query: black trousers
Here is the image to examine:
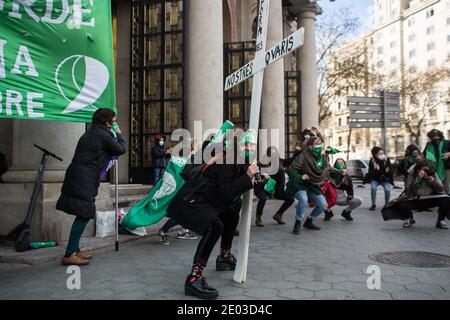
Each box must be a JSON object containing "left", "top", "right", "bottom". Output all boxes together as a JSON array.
[
  {"left": 193, "top": 209, "right": 239, "bottom": 264},
  {"left": 397, "top": 198, "right": 450, "bottom": 222},
  {"left": 276, "top": 192, "right": 295, "bottom": 215},
  {"left": 255, "top": 187, "right": 268, "bottom": 217}
]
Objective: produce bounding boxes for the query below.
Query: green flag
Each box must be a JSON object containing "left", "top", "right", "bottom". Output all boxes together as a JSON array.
[
  {"left": 120, "top": 121, "right": 236, "bottom": 230},
  {"left": 0, "top": 0, "right": 116, "bottom": 122}
]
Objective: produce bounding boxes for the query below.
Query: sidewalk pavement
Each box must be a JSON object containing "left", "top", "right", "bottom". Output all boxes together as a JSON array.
[{"left": 0, "top": 184, "right": 449, "bottom": 300}]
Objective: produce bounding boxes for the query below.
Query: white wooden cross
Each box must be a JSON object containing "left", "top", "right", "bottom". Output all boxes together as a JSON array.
[{"left": 224, "top": 0, "right": 304, "bottom": 283}]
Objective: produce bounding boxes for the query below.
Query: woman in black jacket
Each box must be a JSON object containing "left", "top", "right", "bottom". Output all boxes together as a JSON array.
[
  {"left": 56, "top": 109, "right": 126, "bottom": 266},
  {"left": 368, "top": 146, "right": 394, "bottom": 211},
  {"left": 166, "top": 134, "right": 259, "bottom": 299}
]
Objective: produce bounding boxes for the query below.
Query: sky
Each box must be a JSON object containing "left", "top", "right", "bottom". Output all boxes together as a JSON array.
[{"left": 317, "top": 0, "right": 375, "bottom": 36}]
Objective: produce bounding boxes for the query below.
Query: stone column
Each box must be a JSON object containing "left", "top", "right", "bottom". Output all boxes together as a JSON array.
[
  {"left": 115, "top": 1, "right": 131, "bottom": 184},
  {"left": 186, "top": 0, "right": 224, "bottom": 136},
  {"left": 261, "top": 0, "right": 285, "bottom": 156},
  {"left": 292, "top": 2, "right": 321, "bottom": 129},
  {"left": 3, "top": 120, "right": 84, "bottom": 183}
]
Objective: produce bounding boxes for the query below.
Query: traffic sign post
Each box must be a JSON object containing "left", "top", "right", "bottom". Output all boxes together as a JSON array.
[{"left": 348, "top": 91, "right": 401, "bottom": 154}]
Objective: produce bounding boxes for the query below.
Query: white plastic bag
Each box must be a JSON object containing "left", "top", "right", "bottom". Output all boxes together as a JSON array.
[{"left": 95, "top": 211, "right": 116, "bottom": 238}]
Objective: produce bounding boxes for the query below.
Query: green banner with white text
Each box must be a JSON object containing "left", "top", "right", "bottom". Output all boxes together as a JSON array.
[{"left": 0, "top": 0, "right": 116, "bottom": 122}]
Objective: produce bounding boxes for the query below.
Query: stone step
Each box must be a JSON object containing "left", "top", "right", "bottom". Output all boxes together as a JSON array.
[{"left": 109, "top": 184, "right": 152, "bottom": 207}]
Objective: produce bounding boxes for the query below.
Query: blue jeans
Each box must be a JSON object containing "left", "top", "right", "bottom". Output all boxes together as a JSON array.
[
  {"left": 294, "top": 190, "right": 327, "bottom": 221},
  {"left": 153, "top": 167, "right": 164, "bottom": 184},
  {"left": 370, "top": 180, "right": 392, "bottom": 206}
]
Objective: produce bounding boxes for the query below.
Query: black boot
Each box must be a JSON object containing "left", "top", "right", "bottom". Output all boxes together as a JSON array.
[
  {"left": 292, "top": 220, "right": 301, "bottom": 234},
  {"left": 324, "top": 209, "right": 334, "bottom": 221},
  {"left": 303, "top": 217, "right": 321, "bottom": 230},
  {"left": 185, "top": 276, "right": 219, "bottom": 300},
  {"left": 216, "top": 253, "right": 237, "bottom": 271},
  {"left": 341, "top": 209, "right": 353, "bottom": 221}
]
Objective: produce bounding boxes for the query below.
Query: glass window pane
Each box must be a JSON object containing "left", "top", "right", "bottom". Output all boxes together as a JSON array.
[
  {"left": 165, "top": 1, "right": 183, "bottom": 31},
  {"left": 130, "top": 135, "right": 140, "bottom": 168},
  {"left": 144, "top": 103, "right": 161, "bottom": 133},
  {"left": 164, "top": 68, "right": 183, "bottom": 99},
  {"left": 131, "top": 103, "right": 141, "bottom": 135},
  {"left": 289, "top": 116, "right": 298, "bottom": 133},
  {"left": 144, "top": 69, "right": 161, "bottom": 100},
  {"left": 131, "top": 36, "right": 139, "bottom": 67},
  {"left": 165, "top": 33, "right": 183, "bottom": 64},
  {"left": 228, "top": 100, "right": 242, "bottom": 124},
  {"left": 131, "top": 71, "right": 140, "bottom": 102},
  {"left": 144, "top": 35, "right": 162, "bottom": 65},
  {"left": 288, "top": 97, "right": 298, "bottom": 114},
  {"left": 132, "top": 5, "right": 140, "bottom": 36},
  {"left": 144, "top": 135, "right": 155, "bottom": 168},
  {"left": 164, "top": 101, "right": 183, "bottom": 132},
  {"left": 288, "top": 78, "right": 298, "bottom": 95},
  {"left": 144, "top": 3, "right": 161, "bottom": 33}
]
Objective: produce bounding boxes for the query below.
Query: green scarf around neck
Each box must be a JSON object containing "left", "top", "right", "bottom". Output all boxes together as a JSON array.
[
  {"left": 415, "top": 176, "right": 427, "bottom": 189},
  {"left": 425, "top": 141, "right": 445, "bottom": 181}
]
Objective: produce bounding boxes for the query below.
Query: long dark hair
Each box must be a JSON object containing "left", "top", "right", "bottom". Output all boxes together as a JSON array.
[{"left": 92, "top": 108, "right": 115, "bottom": 125}]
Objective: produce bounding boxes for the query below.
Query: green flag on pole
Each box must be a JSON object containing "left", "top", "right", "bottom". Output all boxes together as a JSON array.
[
  {"left": 120, "top": 121, "right": 235, "bottom": 230},
  {"left": 0, "top": 0, "right": 116, "bottom": 122}
]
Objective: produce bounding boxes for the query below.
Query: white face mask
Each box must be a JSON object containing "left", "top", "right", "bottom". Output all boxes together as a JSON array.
[
  {"left": 159, "top": 140, "right": 164, "bottom": 147},
  {"left": 377, "top": 154, "right": 386, "bottom": 161}
]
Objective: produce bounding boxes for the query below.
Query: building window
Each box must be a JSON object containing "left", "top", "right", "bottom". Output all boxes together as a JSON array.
[
  {"left": 448, "top": 35, "right": 450, "bottom": 42},
  {"left": 408, "top": 18, "right": 415, "bottom": 27},
  {"left": 284, "top": 71, "right": 302, "bottom": 158},
  {"left": 129, "top": 0, "right": 186, "bottom": 183},
  {"left": 447, "top": 17, "right": 450, "bottom": 25},
  {"left": 338, "top": 118, "right": 342, "bottom": 126},
  {"left": 338, "top": 137, "right": 342, "bottom": 146},
  {"left": 377, "top": 60, "right": 384, "bottom": 67},
  {"left": 427, "top": 42, "right": 435, "bottom": 51},
  {"left": 390, "top": 41, "right": 396, "bottom": 49},
  {"left": 430, "top": 109, "right": 437, "bottom": 118},
  {"left": 338, "top": 102, "right": 341, "bottom": 110},
  {"left": 428, "top": 59, "right": 436, "bottom": 67},
  {"left": 409, "top": 49, "right": 416, "bottom": 58},
  {"left": 408, "top": 34, "right": 416, "bottom": 42},
  {"left": 426, "top": 8, "right": 434, "bottom": 18},
  {"left": 377, "top": 46, "right": 383, "bottom": 54},
  {"left": 427, "top": 25, "right": 434, "bottom": 34},
  {"left": 390, "top": 56, "right": 397, "bottom": 63}
]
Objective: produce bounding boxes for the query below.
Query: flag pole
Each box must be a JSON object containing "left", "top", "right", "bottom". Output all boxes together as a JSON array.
[{"left": 114, "top": 159, "right": 119, "bottom": 252}]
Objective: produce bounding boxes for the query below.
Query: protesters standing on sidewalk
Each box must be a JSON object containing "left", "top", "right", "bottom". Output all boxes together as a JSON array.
[
  {"left": 368, "top": 146, "right": 394, "bottom": 211},
  {"left": 57, "top": 108, "right": 126, "bottom": 266}
]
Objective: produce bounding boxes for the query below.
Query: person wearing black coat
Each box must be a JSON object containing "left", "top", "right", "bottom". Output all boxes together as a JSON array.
[
  {"left": 166, "top": 136, "right": 259, "bottom": 299},
  {"left": 368, "top": 146, "right": 394, "bottom": 211},
  {"left": 151, "top": 134, "right": 170, "bottom": 184},
  {"left": 56, "top": 109, "right": 126, "bottom": 266}
]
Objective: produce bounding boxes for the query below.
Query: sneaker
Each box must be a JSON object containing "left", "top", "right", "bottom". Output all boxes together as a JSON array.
[
  {"left": 159, "top": 230, "right": 170, "bottom": 245},
  {"left": 403, "top": 219, "right": 412, "bottom": 228},
  {"left": 177, "top": 230, "right": 198, "bottom": 240},
  {"left": 369, "top": 205, "right": 376, "bottom": 211},
  {"left": 436, "top": 221, "right": 449, "bottom": 229}
]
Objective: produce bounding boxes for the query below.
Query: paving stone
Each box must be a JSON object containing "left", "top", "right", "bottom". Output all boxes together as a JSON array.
[
  {"left": 243, "top": 288, "right": 278, "bottom": 299},
  {"left": 314, "top": 289, "right": 353, "bottom": 300},
  {"left": 278, "top": 288, "right": 314, "bottom": 299},
  {"left": 352, "top": 290, "right": 393, "bottom": 300},
  {"left": 298, "top": 281, "right": 332, "bottom": 291},
  {"left": 390, "top": 291, "right": 434, "bottom": 300},
  {"left": 404, "top": 283, "right": 446, "bottom": 294}
]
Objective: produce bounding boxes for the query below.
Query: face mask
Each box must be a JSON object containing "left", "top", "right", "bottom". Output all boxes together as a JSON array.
[
  {"left": 336, "top": 162, "right": 345, "bottom": 170},
  {"left": 311, "top": 145, "right": 323, "bottom": 155},
  {"left": 159, "top": 140, "right": 164, "bottom": 146},
  {"left": 410, "top": 155, "right": 418, "bottom": 162},
  {"left": 240, "top": 149, "right": 256, "bottom": 162},
  {"left": 377, "top": 154, "right": 386, "bottom": 161}
]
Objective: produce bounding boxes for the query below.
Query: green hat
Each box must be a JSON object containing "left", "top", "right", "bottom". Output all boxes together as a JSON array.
[{"left": 238, "top": 130, "right": 257, "bottom": 145}]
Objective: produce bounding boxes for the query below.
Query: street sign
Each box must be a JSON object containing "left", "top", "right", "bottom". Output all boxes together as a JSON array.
[
  {"left": 348, "top": 91, "right": 401, "bottom": 152},
  {"left": 224, "top": 27, "right": 304, "bottom": 91}
]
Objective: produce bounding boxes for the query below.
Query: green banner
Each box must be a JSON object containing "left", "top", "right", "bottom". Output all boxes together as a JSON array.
[{"left": 0, "top": 0, "right": 116, "bottom": 122}]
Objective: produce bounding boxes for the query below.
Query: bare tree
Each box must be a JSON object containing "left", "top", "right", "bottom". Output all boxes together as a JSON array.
[
  {"left": 397, "top": 66, "right": 450, "bottom": 146},
  {"left": 316, "top": 7, "right": 360, "bottom": 122}
]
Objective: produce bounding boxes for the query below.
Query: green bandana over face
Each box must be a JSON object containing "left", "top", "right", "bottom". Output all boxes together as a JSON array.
[
  {"left": 415, "top": 176, "right": 427, "bottom": 189},
  {"left": 310, "top": 146, "right": 323, "bottom": 169},
  {"left": 336, "top": 162, "right": 345, "bottom": 170}
]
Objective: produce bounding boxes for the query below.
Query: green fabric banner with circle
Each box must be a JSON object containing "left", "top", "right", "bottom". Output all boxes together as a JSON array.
[{"left": 0, "top": 0, "right": 116, "bottom": 122}]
